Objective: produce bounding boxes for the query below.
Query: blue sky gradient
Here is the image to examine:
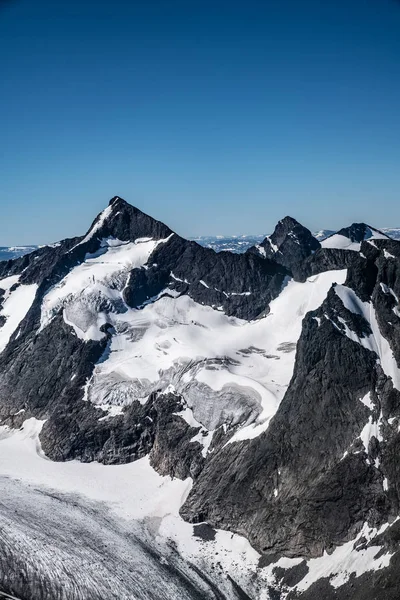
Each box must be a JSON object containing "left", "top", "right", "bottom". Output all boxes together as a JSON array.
[{"left": 1, "top": 0, "right": 400, "bottom": 244}]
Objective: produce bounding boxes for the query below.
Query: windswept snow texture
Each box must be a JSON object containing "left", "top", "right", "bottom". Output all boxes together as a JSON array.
[
  {"left": 84, "top": 269, "right": 347, "bottom": 439},
  {"left": 0, "top": 419, "right": 394, "bottom": 600},
  {"left": 0, "top": 276, "right": 38, "bottom": 353},
  {"left": 0, "top": 419, "right": 270, "bottom": 600},
  {"left": 40, "top": 236, "right": 172, "bottom": 340}
]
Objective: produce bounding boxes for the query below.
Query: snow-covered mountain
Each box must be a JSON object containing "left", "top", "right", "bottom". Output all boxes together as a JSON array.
[
  {"left": 320, "top": 223, "right": 391, "bottom": 251},
  {"left": 1, "top": 197, "right": 400, "bottom": 600}
]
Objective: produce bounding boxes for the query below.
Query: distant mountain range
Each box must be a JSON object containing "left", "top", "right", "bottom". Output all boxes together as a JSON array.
[
  {"left": 0, "top": 246, "right": 38, "bottom": 261},
  {"left": 3, "top": 227, "right": 399, "bottom": 261}
]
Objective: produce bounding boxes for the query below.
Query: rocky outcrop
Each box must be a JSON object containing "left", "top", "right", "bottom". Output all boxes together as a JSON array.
[
  {"left": 180, "top": 303, "right": 386, "bottom": 556},
  {"left": 144, "top": 234, "right": 288, "bottom": 319},
  {"left": 248, "top": 216, "right": 320, "bottom": 271}
]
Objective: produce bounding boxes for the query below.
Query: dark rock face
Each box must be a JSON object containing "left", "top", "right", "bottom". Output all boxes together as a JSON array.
[
  {"left": 292, "top": 247, "right": 367, "bottom": 283},
  {"left": 180, "top": 308, "right": 385, "bottom": 557},
  {"left": 286, "top": 522, "right": 400, "bottom": 600},
  {"left": 143, "top": 234, "right": 288, "bottom": 319},
  {"left": 149, "top": 393, "right": 205, "bottom": 479},
  {"left": 248, "top": 216, "right": 320, "bottom": 272},
  {"left": 41, "top": 388, "right": 204, "bottom": 475},
  {"left": 180, "top": 236, "right": 400, "bottom": 589},
  {"left": 335, "top": 222, "right": 388, "bottom": 243},
  {"left": 1, "top": 198, "right": 400, "bottom": 598},
  {"left": 93, "top": 195, "right": 173, "bottom": 242},
  {"left": 0, "top": 313, "right": 106, "bottom": 424}
]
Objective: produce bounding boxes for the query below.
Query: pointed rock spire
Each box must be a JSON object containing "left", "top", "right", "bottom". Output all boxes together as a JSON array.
[
  {"left": 82, "top": 196, "right": 173, "bottom": 247},
  {"left": 250, "top": 216, "right": 320, "bottom": 271},
  {"left": 335, "top": 223, "right": 389, "bottom": 243}
]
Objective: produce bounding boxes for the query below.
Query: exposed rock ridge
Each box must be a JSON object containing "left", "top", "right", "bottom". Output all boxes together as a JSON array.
[{"left": 248, "top": 216, "right": 320, "bottom": 271}]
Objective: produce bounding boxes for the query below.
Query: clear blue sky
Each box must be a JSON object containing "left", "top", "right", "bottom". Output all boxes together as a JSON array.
[{"left": 1, "top": 0, "right": 400, "bottom": 244}]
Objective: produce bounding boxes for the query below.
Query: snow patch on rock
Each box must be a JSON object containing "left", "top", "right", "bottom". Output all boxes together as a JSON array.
[{"left": 0, "top": 275, "right": 38, "bottom": 353}]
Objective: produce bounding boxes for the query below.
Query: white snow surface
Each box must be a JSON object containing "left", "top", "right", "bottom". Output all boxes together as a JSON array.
[
  {"left": 38, "top": 238, "right": 346, "bottom": 442},
  {"left": 0, "top": 418, "right": 270, "bottom": 597},
  {"left": 255, "top": 244, "right": 266, "bottom": 257},
  {"left": 0, "top": 275, "right": 38, "bottom": 353},
  {"left": 84, "top": 269, "right": 347, "bottom": 442},
  {"left": 0, "top": 418, "right": 393, "bottom": 598},
  {"left": 360, "top": 415, "right": 383, "bottom": 453},
  {"left": 0, "top": 418, "right": 188, "bottom": 521},
  {"left": 360, "top": 391, "right": 374, "bottom": 410},
  {"left": 321, "top": 233, "right": 362, "bottom": 251},
  {"left": 73, "top": 203, "right": 114, "bottom": 248},
  {"left": 40, "top": 235, "right": 173, "bottom": 340},
  {"left": 334, "top": 284, "right": 400, "bottom": 390},
  {"left": 291, "top": 522, "right": 393, "bottom": 592}
]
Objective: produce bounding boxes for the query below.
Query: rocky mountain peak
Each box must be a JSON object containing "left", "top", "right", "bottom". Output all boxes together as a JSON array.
[
  {"left": 82, "top": 196, "right": 174, "bottom": 247},
  {"left": 108, "top": 195, "right": 126, "bottom": 206},
  {"left": 320, "top": 222, "right": 390, "bottom": 252},
  {"left": 336, "top": 222, "right": 389, "bottom": 243},
  {"left": 270, "top": 215, "right": 320, "bottom": 249},
  {"left": 272, "top": 215, "right": 304, "bottom": 238},
  {"left": 248, "top": 215, "right": 321, "bottom": 272}
]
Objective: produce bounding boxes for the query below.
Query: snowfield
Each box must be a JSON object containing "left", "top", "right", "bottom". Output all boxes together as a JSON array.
[
  {"left": 0, "top": 275, "right": 38, "bottom": 353},
  {"left": 0, "top": 418, "right": 270, "bottom": 599},
  {"left": 41, "top": 235, "right": 173, "bottom": 340},
  {"left": 51, "top": 249, "right": 347, "bottom": 441},
  {"left": 0, "top": 418, "right": 393, "bottom": 600}
]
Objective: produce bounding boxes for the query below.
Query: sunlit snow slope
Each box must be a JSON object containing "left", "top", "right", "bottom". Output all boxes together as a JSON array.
[{"left": 39, "top": 228, "right": 347, "bottom": 442}]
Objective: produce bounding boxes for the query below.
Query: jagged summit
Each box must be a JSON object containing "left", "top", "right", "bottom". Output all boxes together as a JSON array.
[
  {"left": 336, "top": 222, "right": 389, "bottom": 243},
  {"left": 248, "top": 214, "right": 320, "bottom": 271},
  {"left": 81, "top": 196, "right": 174, "bottom": 246},
  {"left": 321, "top": 221, "right": 389, "bottom": 251},
  {"left": 269, "top": 215, "right": 320, "bottom": 249},
  {"left": 109, "top": 195, "right": 126, "bottom": 206}
]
